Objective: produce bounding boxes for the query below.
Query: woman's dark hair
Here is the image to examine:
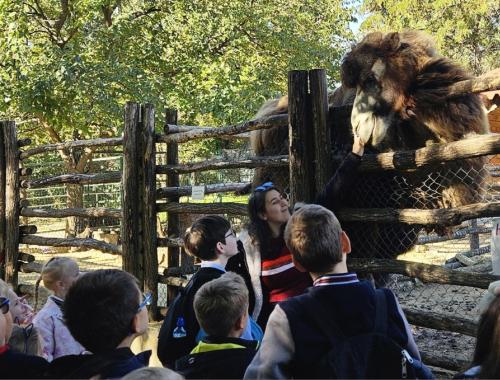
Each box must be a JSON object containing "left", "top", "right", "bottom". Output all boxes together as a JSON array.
[
  {"left": 247, "top": 185, "right": 285, "bottom": 259},
  {"left": 472, "top": 295, "right": 500, "bottom": 378}
]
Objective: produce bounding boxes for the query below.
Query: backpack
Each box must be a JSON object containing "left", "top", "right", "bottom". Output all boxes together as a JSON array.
[
  {"left": 299, "top": 290, "right": 433, "bottom": 379},
  {"left": 157, "top": 276, "right": 198, "bottom": 368}
]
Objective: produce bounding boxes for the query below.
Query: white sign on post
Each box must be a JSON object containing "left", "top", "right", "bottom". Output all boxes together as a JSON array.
[{"left": 191, "top": 185, "right": 205, "bottom": 201}]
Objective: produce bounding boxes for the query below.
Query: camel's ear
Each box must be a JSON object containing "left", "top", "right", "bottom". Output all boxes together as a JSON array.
[{"left": 382, "top": 32, "right": 401, "bottom": 53}]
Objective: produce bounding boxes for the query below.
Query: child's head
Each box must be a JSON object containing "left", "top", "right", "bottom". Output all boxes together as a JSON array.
[
  {"left": 122, "top": 367, "right": 185, "bottom": 380},
  {"left": 193, "top": 272, "right": 248, "bottom": 338},
  {"left": 183, "top": 216, "right": 237, "bottom": 261},
  {"left": 0, "top": 279, "right": 34, "bottom": 325},
  {"left": 63, "top": 269, "right": 148, "bottom": 353},
  {"left": 284, "top": 204, "right": 350, "bottom": 273},
  {"left": 36, "top": 257, "right": 80, "bottom": 305}
]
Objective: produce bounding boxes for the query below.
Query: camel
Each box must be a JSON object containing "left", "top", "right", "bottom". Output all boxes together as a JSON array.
[{"left": 250, "top": 30, "right": 490, "bottom": 259}]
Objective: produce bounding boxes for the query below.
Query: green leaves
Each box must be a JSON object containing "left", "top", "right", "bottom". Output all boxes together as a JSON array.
[
  {"left": 0, "top": 0, "right": 354, "bottom": 151},
  {"left": 361, "top": 0, "right": 500, "bottom": 75}
]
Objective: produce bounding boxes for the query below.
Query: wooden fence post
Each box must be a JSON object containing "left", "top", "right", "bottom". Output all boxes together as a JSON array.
[
  {"left": 141, "top": 104, "right": 159, "bottom": 320},
  {"left": 122, "top": 102, "right": 143, "bottom": 284},
  {"left": 0, "top": 122, "right": 6, "bottom": 279},
  {"left": 309, "top": 69, "right": 332, "bottom": 195},
  {"left": 2, "top": 121, "right": 20, "bottom": 286},
  {"left": 288, "top": 70, "right": 314, "bottom": 205},
  {"left": 164, "top": 109, "right": 180, "bottom": 270}
]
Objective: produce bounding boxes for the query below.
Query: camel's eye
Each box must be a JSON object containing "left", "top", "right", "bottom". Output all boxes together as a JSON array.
[{"left": 364, "top": 75, "right": 378, "bottom": 89}]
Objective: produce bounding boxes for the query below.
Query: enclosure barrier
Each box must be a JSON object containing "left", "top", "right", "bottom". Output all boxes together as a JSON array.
[{"left": 1, "top": 67, "right": 499, "bottom": 372}]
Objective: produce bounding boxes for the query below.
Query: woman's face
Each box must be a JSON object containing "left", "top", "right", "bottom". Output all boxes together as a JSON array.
[{"left": 260, "top": 190, "right": 291, "bottom": 225}]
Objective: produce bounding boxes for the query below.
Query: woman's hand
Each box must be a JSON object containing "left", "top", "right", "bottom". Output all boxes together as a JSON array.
[{"left": 352, "top": 134, "right": 365, "bottom": 157}]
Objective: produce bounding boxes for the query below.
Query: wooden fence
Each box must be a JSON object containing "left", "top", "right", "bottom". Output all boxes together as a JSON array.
[{"left": 1, "top": 68, "right": 500, "bottom": 369}]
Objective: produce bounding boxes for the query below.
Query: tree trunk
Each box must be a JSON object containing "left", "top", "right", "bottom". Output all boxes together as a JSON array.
[{"left": 65, "top": 183, "right": 85, "bottom": 237}]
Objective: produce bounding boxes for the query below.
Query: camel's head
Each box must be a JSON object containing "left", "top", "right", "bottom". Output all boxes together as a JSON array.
[{"left": 341, "top": 31, "right": 438, "bottom": 150}]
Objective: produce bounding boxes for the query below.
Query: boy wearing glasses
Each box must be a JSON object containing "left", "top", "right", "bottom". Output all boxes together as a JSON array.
[
  {"left": 158, "top": 215, "right": 260, "bottom": 368},
  {"left": 45, "top": 269, "right": 151, "bottom": 379}
]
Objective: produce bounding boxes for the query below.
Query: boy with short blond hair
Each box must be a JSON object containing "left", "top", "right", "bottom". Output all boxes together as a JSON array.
[
  {"left": 245, "top": 204, "right": 430, "bottom": 379},
  {"left": 176, "top": 272, "right": 258, "bottom": 379}
]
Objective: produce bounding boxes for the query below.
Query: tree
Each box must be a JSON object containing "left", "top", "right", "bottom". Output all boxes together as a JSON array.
[
  {"left": 360, "top": 0, "right": 500, "bottom": 75},
  {"left": 0, "top": 0, "right": 355, "bottom": 236}
]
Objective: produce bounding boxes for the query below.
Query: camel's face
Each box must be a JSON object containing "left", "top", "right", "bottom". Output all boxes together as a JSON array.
[
  {"left": 342, "top": 31, "right": 433, "bottom": 151},
  {"left": 350, "top": 58, "right": 402, "bottom": 151}
]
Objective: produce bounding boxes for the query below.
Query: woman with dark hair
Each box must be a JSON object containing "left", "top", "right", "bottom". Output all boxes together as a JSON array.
[
  {"left": 228, "top": 135, "right": 365, "bottom": 328},
  {"left": 455, "top": 285, "right": 500, "bottom": 379}
]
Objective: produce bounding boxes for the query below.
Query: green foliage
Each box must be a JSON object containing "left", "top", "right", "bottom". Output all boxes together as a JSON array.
[
  {"left": 360, "top": 0, "right": 500, "bottom": 74},
  {"left": 0, "top": 0, "right": 354, "bottom": 154}
]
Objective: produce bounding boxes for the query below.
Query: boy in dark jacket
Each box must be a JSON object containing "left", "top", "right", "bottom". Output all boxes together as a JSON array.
[
  {"left": 158, "top": 215, "right": 261, "bottom": 368},
  {"left": 176, "top": 272, "right": 258, "bottom": 379}
]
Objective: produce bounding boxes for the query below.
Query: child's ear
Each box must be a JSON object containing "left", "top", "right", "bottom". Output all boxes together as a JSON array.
[
  {"left": 341, "top": 231, "right": 351, "bottom": 255},
  {"left": 215, "top": 241, "right": 225, "bottom": 256},
  {"left": 235, "top": 313, "right": 247, "bottom": 332}
]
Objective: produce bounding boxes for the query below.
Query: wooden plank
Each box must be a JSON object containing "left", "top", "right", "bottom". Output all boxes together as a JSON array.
[
  {"left": 156, "top": 202, "right": 247, "bottom": 215},
  {"left": 20, "top": 235, "right": 121, "bottom": 255},
  {"left": 21, "top": 171, "right": 121, "bottom": 188},
  {"left": 20, "top": 137, "right": 123, "bottom": 159},
  {"left": 337, "top": 201, "right": 500, "bottom": 226},
  {"left": 309, "top": 69, "right": 332, "bottom": 195},
  {"left": 165, "top": 109, "right": 181, "bottom": 273},
  {"left": 288, "top": 70, "right": 314, "bottom": 204},
  {"left": 3, "top": 121, "right": 20, "bottom": 285},
  {"left": 141, "top": 104, "right": 159, "bottom": 320},
  {"left": 156, "top": 114, "right": 288, "bottom": 144},
  {"left": 121, "top": 102, "right": 142, "bottom": 280},
  {"left": 349, "top": 258, "right": 500, "bottom": 288},
  {"left": 20, "top": 207, "right": 121, "bottom": 219},
  {"left": 156, "top": 155, "right": 288, "bottom": 174},
  {"left": 448, "top": 68, "right": 500, "bottom": 96},
  {"left": 403, "top": 307, "right": 477, "bottom": 336},
  {"left": 356, "top": 134, "right": 500, "bottom": 172},
  {"left": 156, "top": 182, "right": 249, "bottom": 198}
]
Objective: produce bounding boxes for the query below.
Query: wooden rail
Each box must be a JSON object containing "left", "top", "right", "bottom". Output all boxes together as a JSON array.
[
  {"left": 20, "top": 207, "right": 121, "bottom": 219},
  {"left": 349, "top": 258, "right": 500, "bottom": 288},
  {"left": 20, "top": 235, "right": 122, "bottom": 255},
  {"left": 156, "top": 202, "right": 247, "bottom": 215},
  {"left": 156, "top": 114, "right": 288, "bottom": 144},
  {"left": 20, "top": 137, "right": 123, "bottom": 159},
  {"left": 21, "top": 172, "right": 121, "bottom": 188},
  {"left": 156, "top": 155, "right": 288, "bottom": 175},
  {"left": 156, "top": 182, "right": 250, "bottom": 198},
  {"left": 337, "top": 202, "right": 500, "bottom": 226}
]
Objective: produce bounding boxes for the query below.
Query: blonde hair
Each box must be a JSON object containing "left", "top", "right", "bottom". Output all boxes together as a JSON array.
[
  {"left": 35, "top": 257, "right": 79, "bottom": 311},
  {"left": 194, "top": 272, "right": 248, "bottom": 337}
]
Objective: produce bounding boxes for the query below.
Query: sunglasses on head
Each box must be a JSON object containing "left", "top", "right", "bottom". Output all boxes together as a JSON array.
[
  {"left": 255, "top": 182, "right": 274, "bottom": 192},
  {"left": 0, "top": 297, "right": 10, "bottom": 315}
]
